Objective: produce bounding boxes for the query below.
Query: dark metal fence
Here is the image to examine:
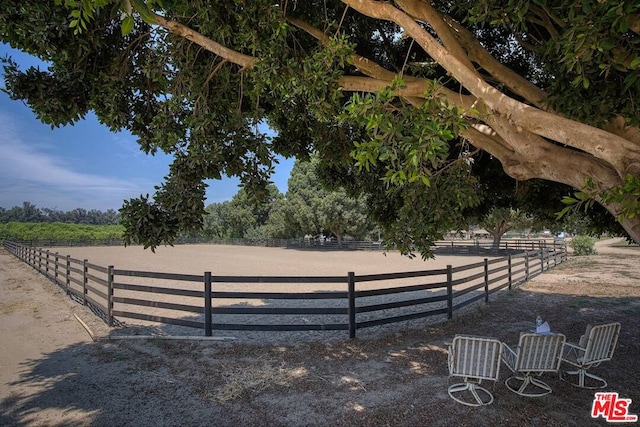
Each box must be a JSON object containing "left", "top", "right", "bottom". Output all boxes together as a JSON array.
[{"left": 3, "top": 240, "right": 567, "bottom": 339}]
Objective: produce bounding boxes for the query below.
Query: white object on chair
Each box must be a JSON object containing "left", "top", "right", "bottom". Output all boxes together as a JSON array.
[
  {"left": 536, "top": 321, "right": 551, "bottom": 334},
  {"left": 560, "top": 322, "right": 620, "bottom": 389},
  {"left": 502, "top": 333, "right": 566, "bottom": 397},
  {"left": 447, "top": 335, "right": 503, "bottom": 406}
]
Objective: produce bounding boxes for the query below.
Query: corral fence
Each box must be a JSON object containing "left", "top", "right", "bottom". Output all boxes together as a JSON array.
[
  {"left": 2, "top": 240, "right": 567, "bottom": 339},
  {"left": 8, "top": 236, "right": 558, "bottom": 255}
]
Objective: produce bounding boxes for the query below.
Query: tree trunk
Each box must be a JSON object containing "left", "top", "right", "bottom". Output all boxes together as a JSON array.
[
  {"left": 330, "top": 229, "right": 343, "bottom": 246},
  {"left": 603, "top": 203, "right": 640, "bottom": 244},
  {"left": 491, "top": 233, "right": 502, "bottom": 251}
]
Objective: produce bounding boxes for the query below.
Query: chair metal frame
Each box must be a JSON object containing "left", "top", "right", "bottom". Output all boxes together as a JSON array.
[
  {"left": 560, "top": 322, "right": 620, "bottom": 389},
  {"left": 502, "top": 333, "right": 566, "bottom": 397},
  {"left": 447, "top": 335, "right": 503, "bottom": 406}
]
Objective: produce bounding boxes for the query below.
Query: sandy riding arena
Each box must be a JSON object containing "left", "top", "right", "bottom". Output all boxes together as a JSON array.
[
  {"left": 1, "top": 238, "right": 638, "bottom": 426},
  {"left": 50, "top": 244, "right": 494, "bottom": 343}
]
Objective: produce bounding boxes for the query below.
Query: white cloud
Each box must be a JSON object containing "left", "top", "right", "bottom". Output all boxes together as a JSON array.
[{"left": 0, "top": 111, "right": 157, "bottom": 210}]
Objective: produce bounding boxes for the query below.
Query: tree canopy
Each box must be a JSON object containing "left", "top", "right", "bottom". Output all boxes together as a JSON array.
[
  {"left": 202, "top": 185, "right": 283, "bottom": 239},
  {"left": 1, "top": 0, "right": 638, "bottom": 256},
  {"left": 284, "top": 155, "right": 373, "bottom": 241},
  {"left": 201, "top": 157, "right": 375, "bottom": 242}
]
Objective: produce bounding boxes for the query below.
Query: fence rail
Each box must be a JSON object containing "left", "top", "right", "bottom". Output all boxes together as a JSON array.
[
  {"left": 8, "top": 236, "right": 558, "bottom": 255},
  {"left": 2, "top": 240, "right": 567, "bottom": 339}
]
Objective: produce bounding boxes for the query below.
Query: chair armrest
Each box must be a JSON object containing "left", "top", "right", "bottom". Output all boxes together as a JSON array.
[
  {"left": 562, "top": 341, "right": 585, "bottom": 360},
  {"left": 563, "top": 342, "right": 584, "bottom": 351},
  {"left": 501, "top": 343, "right": 517, "bottom": 370}
]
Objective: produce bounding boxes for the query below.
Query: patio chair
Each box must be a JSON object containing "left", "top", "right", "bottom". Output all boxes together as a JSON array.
[
  {"left": 502, "top": 333, "right": 565, "bottom": 397},
  {"left": 560, "top": 322, "right": 620, "bottom": 389},
  {"left": 447, "top": 335, "right": 503, "bottom": 406}
]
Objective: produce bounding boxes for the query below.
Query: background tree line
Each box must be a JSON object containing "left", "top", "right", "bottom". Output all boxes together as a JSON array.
[
  {"left": 0, "top": 202, "right": 121, "bottom": 225},
  {"left": 0, "top": 202, "right": 123, "bottom": 241},
  {"left": 1, "top": 155, "right": 604, "bottom": 245}
]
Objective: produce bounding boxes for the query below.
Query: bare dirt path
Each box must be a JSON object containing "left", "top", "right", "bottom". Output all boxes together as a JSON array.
[
  {"left": 0, "top": 250, "right": 100, "bottom": 425},
  {"left": 0, "top": 239, "right": 638, "bottom": 426}
]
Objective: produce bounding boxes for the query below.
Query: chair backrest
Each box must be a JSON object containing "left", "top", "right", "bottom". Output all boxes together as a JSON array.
[
  {"left": 514, "top": 333, "right": 565, "bottom": 372},
  {"left": 449, "top": 335, "right": 502, "bottom": 382},
  {"left": 583, "top": 322, "right": 620, "bottom": 364}
]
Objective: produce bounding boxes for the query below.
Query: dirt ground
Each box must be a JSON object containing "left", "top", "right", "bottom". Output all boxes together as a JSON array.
[{"left": 0, "top": 238, "right": 638, "bottom": 426}]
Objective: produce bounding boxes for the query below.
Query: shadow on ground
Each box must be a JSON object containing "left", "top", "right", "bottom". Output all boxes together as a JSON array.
[{"left": 2, "top": 275, "right": 639, "bottom": 426}]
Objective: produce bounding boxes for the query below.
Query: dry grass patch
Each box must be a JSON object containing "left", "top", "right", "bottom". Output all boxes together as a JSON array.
[{"left": 205, "top": 357, "right": 298, "bottom": 403}]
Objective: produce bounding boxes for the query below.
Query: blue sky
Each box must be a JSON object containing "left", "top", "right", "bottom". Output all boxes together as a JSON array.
[{"left": 0, "top": 44, "right": 294, "bottom": 212}]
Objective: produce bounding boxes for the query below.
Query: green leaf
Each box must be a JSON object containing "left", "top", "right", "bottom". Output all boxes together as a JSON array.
[
  {"left": 561, "top": 196, "right": 578, "bottom": 205},
  {"left": 131, "top": 0, "right": 157, "bottom": 24},
  {"left": 121, "top": 15, "right": 134, "bottom": 35}
]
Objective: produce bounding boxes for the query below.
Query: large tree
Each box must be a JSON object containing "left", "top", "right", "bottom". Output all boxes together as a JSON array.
[
  {"left": 1, "top": 0, "right": 638, "bottom": 256},
  {"left": 202, "top": 185, "right": 283, "bottom": 239},
  {"left": 285, "top": 156, "right": 373, "bottom": 241},
  {"left": 479, "top": 207, "right": 532, "bottom": 249}
]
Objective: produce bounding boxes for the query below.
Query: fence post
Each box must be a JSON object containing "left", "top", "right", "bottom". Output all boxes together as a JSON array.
[
  {"left": 540, "top": 250, "right": 544, "bottom": 273},
  {"left": 348, "top": 272, "right": 356, "bottom": 339},
  {"left": 447, "top": 265, "right": 453, "bottom": 319},
  {"left": 508, "top": 254, "right": 512, "bottom": 290},
  {"left": 45, "top": 250, "right": 50, "bottom": 279},
  {"left": 54, "top": 252, "right": 59, "bottom": 285},
  {"left": 525, "top": 251, "right": 529, "bottom": 281},
  {"left": 66, "top": 255, "right": 71, "bottom": 295},
  {"left": 107, "top": 266, "right": 114, "bottom": 327},
  {"left": 83, "top": 259, "right": 88, "bottom": 306},
  {"left": 484, "top": 259, "right": 489, "bottom": 303},
  {"left": 546, "top": 248, "right": 550, "bottom": 270},
  {"left": 204, "top": 271, "right": 212, "bottom": 337},
  {"left": 38, "top": 248, "right": 42, "bottom": 272}
]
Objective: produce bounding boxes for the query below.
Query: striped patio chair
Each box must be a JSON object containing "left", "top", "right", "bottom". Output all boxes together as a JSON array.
[
  {"left": 447, "top": 335, "right": 503, "bottom": 406},
  {"left": 502, "top": 333, "right": 565, "bottom": 397},
  {"left": 560, "top": 322, "right": 620, "bottom": 389}
]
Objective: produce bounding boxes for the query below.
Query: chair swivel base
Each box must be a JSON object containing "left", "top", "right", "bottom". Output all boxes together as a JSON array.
[
  {"left": 448, "top": 382, "right": 495, "bottom": 406},
  {"left": 560, "top": 369, "right": 608, "bottom": 389},
  {"left": 505, "top": 375, "right": 552, "bottom": 397}
]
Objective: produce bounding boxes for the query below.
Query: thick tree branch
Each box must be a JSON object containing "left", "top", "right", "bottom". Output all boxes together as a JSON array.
[
  {"left": 343, "top": 0, "right": 640, "bottom": 179},
  {"left": 444, "top": 18, "right": 549, "bottom": 109},
  {"left": 394, "top": 0, "right": 478, "bottom": 75},
  {"left": 603, "top": 117, "right": 640, "bottom": 147},
  {"left": 153, "top": 14, "right": 256, "bottom": 69},
  {"left": 464, "top": 121, "right": 622, "bottom": 194},
  {"left": 337, "top": 75, "right": 479, "bottom": 113},
  {"left": 461, "top": 125, "right": 514, "bottom": 160}
]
